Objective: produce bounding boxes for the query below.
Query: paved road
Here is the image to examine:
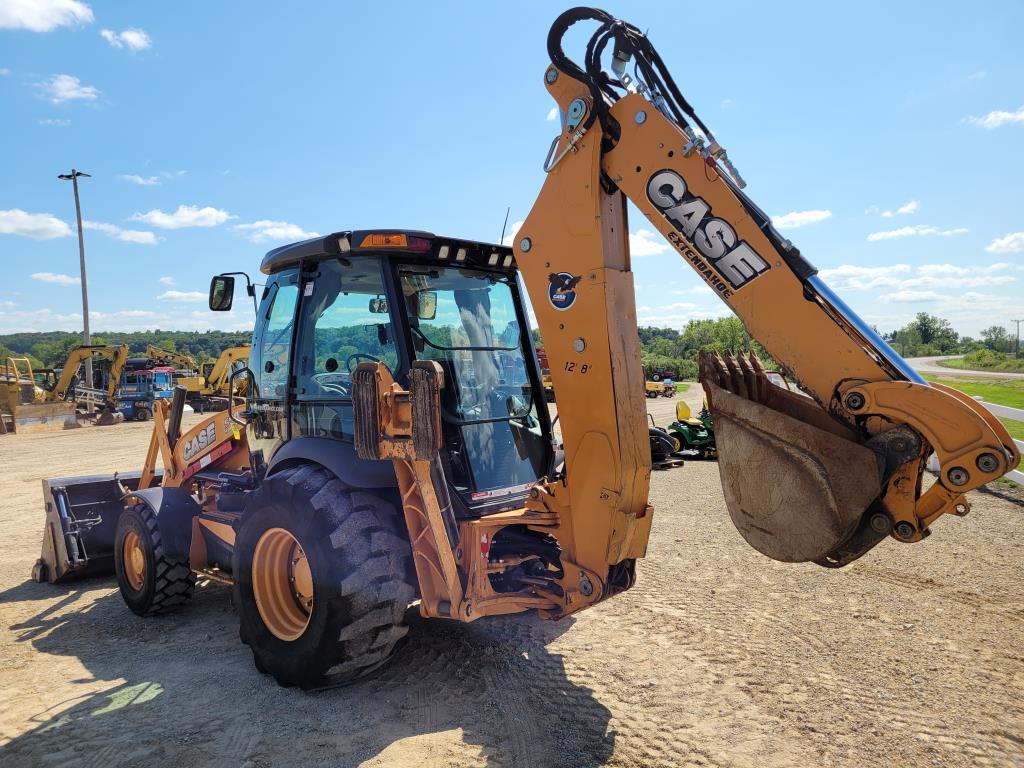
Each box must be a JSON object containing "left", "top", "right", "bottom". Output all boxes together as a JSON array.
[{"left": 906, "top": 355, "right": 1024, "bottom": 379}]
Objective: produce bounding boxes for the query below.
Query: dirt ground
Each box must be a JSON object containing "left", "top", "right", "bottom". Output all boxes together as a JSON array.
[{"left": 1, "top": 393, "right": 1022, "bottom": 768}]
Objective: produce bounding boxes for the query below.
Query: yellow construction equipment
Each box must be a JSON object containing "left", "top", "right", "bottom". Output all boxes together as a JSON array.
[
  {"left": 148, "top": 344, "right": 250, "bottom": 411},
  {"left": 145, "top": 345, "right": 199, "bottom": 374},
  {"left": 2, "top": 356, "right": 77, "bottom": 434},
  {"left": 36, "top": 8, "right": 1019, "bottom": 690}
]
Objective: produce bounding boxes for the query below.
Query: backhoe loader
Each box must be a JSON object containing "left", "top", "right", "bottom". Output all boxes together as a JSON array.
[{"left": 34, "top": 8, "right": 1019, "bottom": 689}]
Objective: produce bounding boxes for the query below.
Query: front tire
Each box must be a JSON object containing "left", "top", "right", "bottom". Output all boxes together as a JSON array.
[
  {"left": 114, "top": 505, "right": 195, "bottom": 616},
  {"left": 234, "top": 465, "right": 415, "bottom": 689},
  {"left": 135, "top": 407, "right": 152, "bottom": 422}
]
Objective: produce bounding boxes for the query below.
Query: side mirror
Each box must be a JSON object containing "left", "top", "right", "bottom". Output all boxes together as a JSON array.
[
  {"left": 417, "top": 291, "right": 437, "bottom": 320},
  {"left": 209, "top": 275, "right": 235, "bottom": 311}
]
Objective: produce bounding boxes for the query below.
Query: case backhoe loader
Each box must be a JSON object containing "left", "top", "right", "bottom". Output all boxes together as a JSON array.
[{"left": 34, "top": 8, "right": 1019, "bottom": 689}]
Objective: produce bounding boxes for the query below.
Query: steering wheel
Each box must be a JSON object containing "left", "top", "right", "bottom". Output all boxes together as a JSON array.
[
  {"left": 346, "top": 353, "right": 382, "bottom": 372},
  {"left": 311, "top": 373, "right": 349, "bottom": 396}
]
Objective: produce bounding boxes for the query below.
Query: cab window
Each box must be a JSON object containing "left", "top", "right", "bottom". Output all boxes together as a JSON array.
[
  {"left": 255, "top": 280, "right": 299, "bottom": 399},
  {"left": 295, "top": 257, "right": 397, "bottom": 400}
]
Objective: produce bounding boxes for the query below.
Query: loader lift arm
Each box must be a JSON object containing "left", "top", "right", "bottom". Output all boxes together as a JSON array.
[{"left": 512, "top": 8, "right": 1019, "bottom": 567}]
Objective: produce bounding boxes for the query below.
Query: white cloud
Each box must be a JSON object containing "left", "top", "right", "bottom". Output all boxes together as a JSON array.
[
  {"left": 771, "top": 210, "right": 832, "bottom": 230},
  {"left": 119, "top": 173, "right": 160, "bottom": 186},
  {"left": 0, "top": 305, "right": 251, "bottom": 334},
  {"left": 38, "top": 118, "right": 70, "bottom": 127},
  {"left": 131, "top": 204, "right": 234, "bottom": 229},
  {"left": 985, "top": 232, "right": 1024, "bottom": 254},
  {"left": 0, "top": 68, "right": 10, "bottom": 76},
  {"left": 161, "top": 170, "right": 186, "bottom": 179},
  {"left": 880, "top": 200, "right": 919, "bottom": 218},
  {"left": 546, "top": 107, "right": 558, "bottom": 122},
  {"left": 636, "top": 302, "right": 730, "bottom": 328},
  {"left": 99, "top": 27, "right": 151, "bottom": 51},
  {"left": 157, "top": 290, "right": 206, "bottom": 302},
  {"left": 159, "top": 276, "right": 176, "bottom": 286},
  {"left": 83, "top": 220, "right": 157, "bottom": 245},
  {"left": 31, "top": 272, "right": 79, "bottom": 285},
  {"left": 818, "top": 264, "right": 911, "bottom": 291},
  {"left": 629, "top": 228, "right": 671, "bottom": 257},
  {"left": 967, "top": 105, "right": 1024, "bottom": 129},
  {"left": 867, "top": 225, "right": 968, "bottom": 241},
  {"left": 39, "top": 73, "right": 99, "bottom": 104},
  {"left": 822, "top": 262, "right": 1019, "bottom": 292},
  {"left": 501, "top": 220, "right": 524, "bottom": 247},
  {"left": 882, "top": 290, "right": 947, "bottom": 303},
  {"left": 234, "top": 220, "right": 320, "bottom": 243},
  {"left": 0, "top": 209, "right": 71, "bottom": 239},
  {"left": 671, "top": 283, "right": 715, "bottom": 296},
  {"left": 0, "top": 0, "right": 93, "bottom": 32}
]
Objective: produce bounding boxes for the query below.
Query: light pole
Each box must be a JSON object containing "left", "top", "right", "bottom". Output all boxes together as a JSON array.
[
  {"left": 58, "top": 169, "right": 92, "bottom": 390},
  {"left": 1013, "top": 319, "right": 1023, "bottom": 359}
]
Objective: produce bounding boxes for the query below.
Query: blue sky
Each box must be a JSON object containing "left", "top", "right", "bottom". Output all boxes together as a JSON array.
[{"left": 1, "top": 1, "right": 1022, "bottom": 338}]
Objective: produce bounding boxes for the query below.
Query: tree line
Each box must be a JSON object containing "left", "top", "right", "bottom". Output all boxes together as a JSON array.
[
  {"left": 0, "top": 330, "right": 251, "bottom": 369},
  {"left": 3, "top": 312, "right": 1017, "bottom": 380}
]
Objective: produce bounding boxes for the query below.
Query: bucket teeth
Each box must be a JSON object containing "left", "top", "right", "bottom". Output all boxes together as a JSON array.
[{"left": 699, "top": 351, "right": 883, "bottom": 564}]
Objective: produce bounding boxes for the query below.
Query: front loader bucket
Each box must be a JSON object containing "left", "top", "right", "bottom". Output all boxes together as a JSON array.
[
  {"left": 701, "top": 353, "right": 882, "bottom": 563},
  {"left": 32, "top": 470, "right": 160, "bottom": 584}
]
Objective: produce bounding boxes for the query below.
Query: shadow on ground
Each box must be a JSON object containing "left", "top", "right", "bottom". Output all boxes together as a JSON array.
[{"left": 1, "top": 577, "right": 615, "bottom": 767}]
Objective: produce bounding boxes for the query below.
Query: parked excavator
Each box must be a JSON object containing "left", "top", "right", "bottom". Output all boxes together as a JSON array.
[
  {"left": 4, "top": 346, "right": 129, "bottom": 431},
  {"left": 34, "top": 8, "right": 1019, "bottom": 690},
  {"left": 147, "top": 343, "right": 250, "bottom": 411}
]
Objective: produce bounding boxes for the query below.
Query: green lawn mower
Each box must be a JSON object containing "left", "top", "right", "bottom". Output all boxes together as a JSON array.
[{"left": 667, "top": 400, "right": 717, "bottom": 459}]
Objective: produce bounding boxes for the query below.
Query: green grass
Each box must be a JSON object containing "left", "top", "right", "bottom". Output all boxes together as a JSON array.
[
  {"left": 999, "top": 418, "right": 1024, "bottom": 441},
  {"left": 923, "top": 375, "right": 1024, "bottom": 409},
  {"left": 924, "top": 375, "right": 1024, "bottom": 440},
  {"left": 938, "top": 356, "right": 1024, "bottom": 373}
]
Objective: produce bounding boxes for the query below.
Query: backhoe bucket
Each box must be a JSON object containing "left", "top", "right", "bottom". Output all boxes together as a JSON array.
[
  {"left": 32, "top": 470, "right": 160, "bottom": 583},
  {"left": 701, "top": 352, "right": 882, "bottom": 563}
]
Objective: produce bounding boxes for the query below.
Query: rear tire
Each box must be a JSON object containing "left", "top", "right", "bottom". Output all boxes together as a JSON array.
[
  {"left": 135, "top": 407, "right": 151, "bottom": 422},
  {"left": 234, "top": 465, "right": 415, "bottom": 689},
  {"left": 114, "top": 505, "right": 195, "bottom": 616}
]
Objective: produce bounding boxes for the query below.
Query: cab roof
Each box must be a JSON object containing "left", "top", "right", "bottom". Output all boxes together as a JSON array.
[{"left": 260, "top": 229, "right": 517, "bottom": 275}]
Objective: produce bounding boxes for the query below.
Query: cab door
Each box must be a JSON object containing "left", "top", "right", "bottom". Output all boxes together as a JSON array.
[{"left": 247, "top": 269, "right": 300, "bottom": 464}]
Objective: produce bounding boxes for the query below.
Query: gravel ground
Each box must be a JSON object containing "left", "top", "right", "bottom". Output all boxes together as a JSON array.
[{"left": 0, "top": 398, "right": 1022, "bottom": 768}]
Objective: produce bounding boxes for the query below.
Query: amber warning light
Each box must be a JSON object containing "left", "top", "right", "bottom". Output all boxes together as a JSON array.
[{"left": 359, "top": 233, "right": 432, "bottom": 252}]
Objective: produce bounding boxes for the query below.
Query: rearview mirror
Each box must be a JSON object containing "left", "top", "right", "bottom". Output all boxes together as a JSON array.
[
  {"left": 368, "top": 296, "right": 388, "bottom": 314},
  {"left": 209, "top": 275, "right": 235, "bottom": 311},
  {"left": 417, "top": 291, "right": 437, "bottom": 320}
]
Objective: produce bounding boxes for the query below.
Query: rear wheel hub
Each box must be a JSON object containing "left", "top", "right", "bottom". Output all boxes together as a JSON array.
[{"left": 252, "top": 527, "right": 314, "bottom": 641}]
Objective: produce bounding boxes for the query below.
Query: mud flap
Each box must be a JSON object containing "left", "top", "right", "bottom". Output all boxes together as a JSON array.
[{"left": 701, "top": 353, "right": 882, "bottom": 563}]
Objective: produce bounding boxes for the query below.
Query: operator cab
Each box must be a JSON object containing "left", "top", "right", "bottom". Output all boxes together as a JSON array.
[{"left": 210, "top": 230, "right": 553, "bottom": 518}]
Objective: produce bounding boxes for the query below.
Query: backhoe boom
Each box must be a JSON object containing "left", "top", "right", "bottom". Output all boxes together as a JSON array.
[{"left": 515, "top": 8, "right": 1019, "bottom": 568}]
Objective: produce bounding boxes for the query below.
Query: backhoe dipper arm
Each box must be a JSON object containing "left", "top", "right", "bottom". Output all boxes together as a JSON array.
[
  {"left": 205, "top": 346, "right": 250, "bottom": 393},
  {"left": 515, "top": 8, "right": 1019, "bottom": 570},
  {"left": 48, "top": 345, "right": 130, "bottom": 402},
  {"left": 146, "top": 345, "right": 198, "bottom": 372}
]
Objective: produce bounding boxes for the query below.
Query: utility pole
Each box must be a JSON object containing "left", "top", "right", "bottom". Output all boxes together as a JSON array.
[
  {"left": 1013, "top": 319, "right": 1023, "bottom": 359},
  {"left": 58, "top": 169, "right": 92, "bottom": 390}
]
